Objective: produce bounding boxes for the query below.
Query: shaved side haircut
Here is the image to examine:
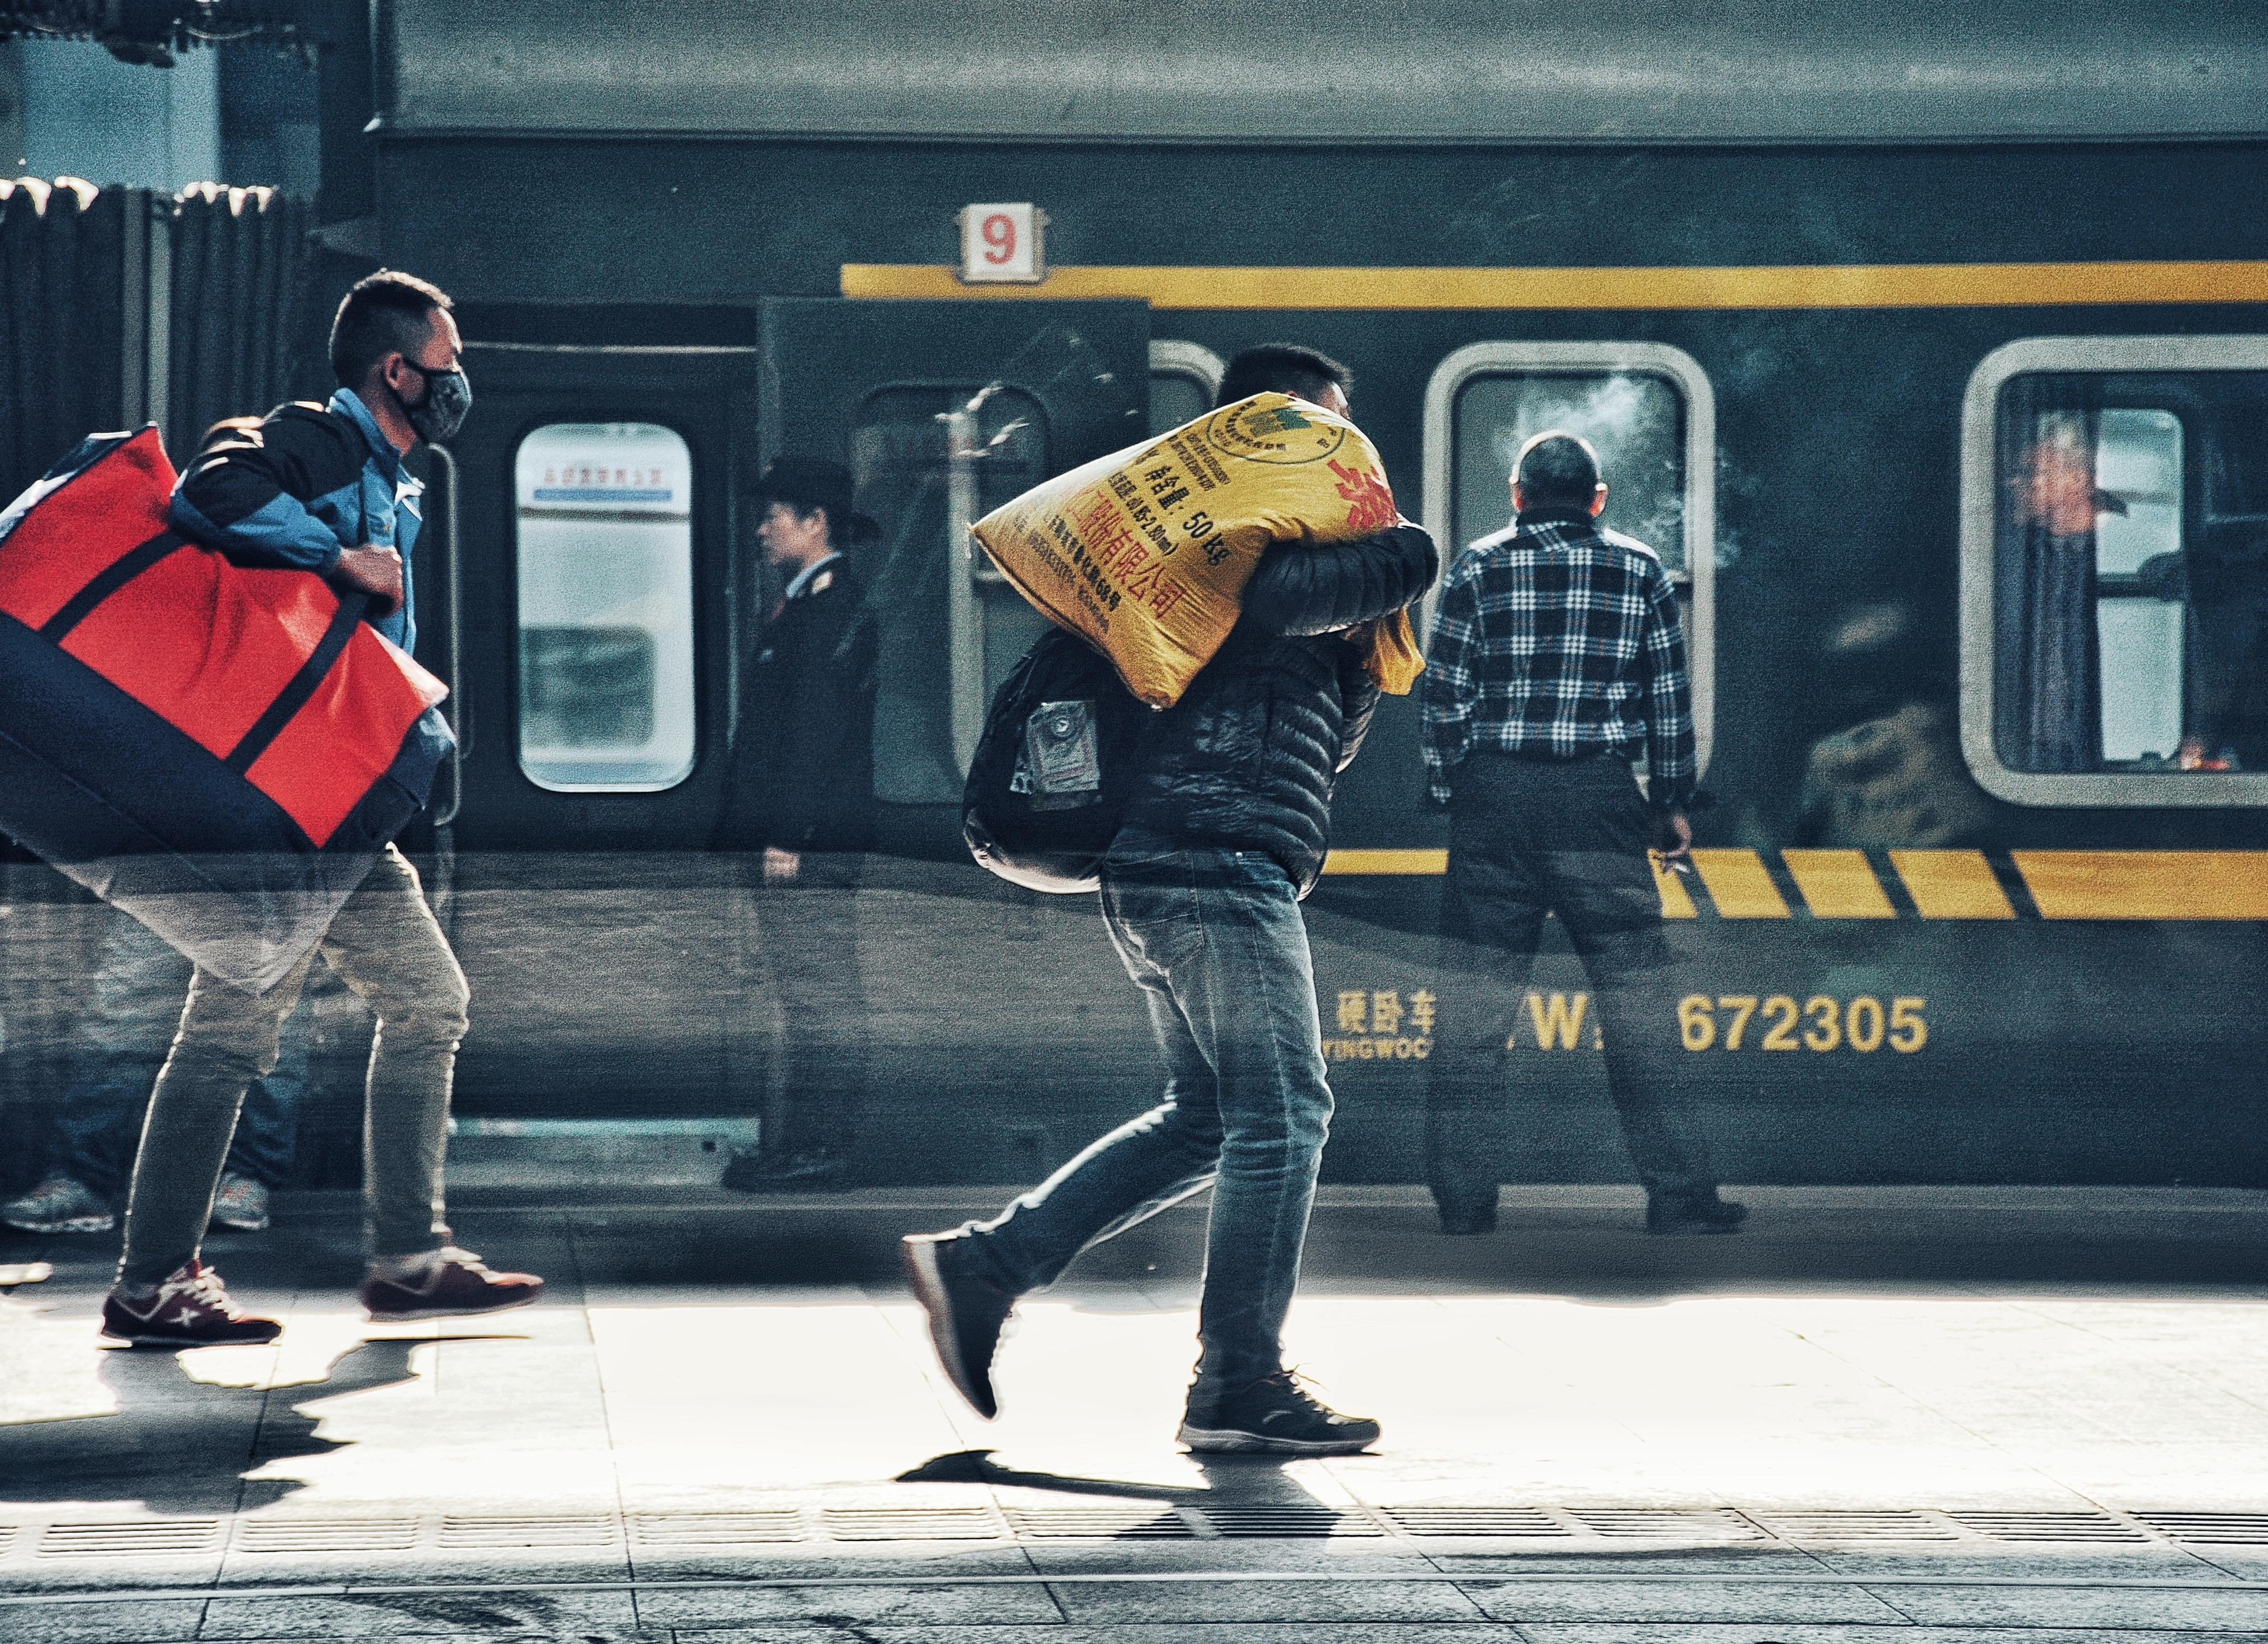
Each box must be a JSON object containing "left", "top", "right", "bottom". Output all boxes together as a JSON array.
[
  {"left": 1216, "top": 344, "right": 1353, "bottom": 409},
  {"left": 1513, "top": 430, "right": 1602, "bottom": 508}
]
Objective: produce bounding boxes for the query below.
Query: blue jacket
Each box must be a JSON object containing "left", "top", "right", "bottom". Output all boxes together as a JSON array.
[{"left": 170, "top": 389, "right": 423, "bottom": 655}]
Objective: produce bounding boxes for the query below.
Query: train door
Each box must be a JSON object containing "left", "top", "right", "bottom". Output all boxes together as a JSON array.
[
  {"left": 418, "top": 344, "right": 757, "bottom": 1129},
  {"left": 744, "top": 298, "right": 1155, "bottom": 1181},
  {"left": 755, "top": 298, "right": 1149, "bottom": 839},
  {"left": 439, "top": 343, "right": 757, "bottom": 853}
]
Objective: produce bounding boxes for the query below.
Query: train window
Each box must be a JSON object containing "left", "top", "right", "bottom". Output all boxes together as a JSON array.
[
  {"left": 850, "top": 385, "right": 1051, "bottom": 802},
  {"left": 513, "top": 422, "right": 697, "bottom": 792},
  {"left": 1149, "top": 340, "right": 1224, "bottom": 435},
  {"left": 1423, "top": 342, "right": 1717, "bottom": 774},
  {"left": 1960, "top": 337, "right": 2268, "bottom": 805}
]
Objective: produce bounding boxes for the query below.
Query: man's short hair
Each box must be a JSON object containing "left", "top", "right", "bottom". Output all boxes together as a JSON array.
[
  {"left": 1216, "top": 344, "right": 1353, "bottom": 409},
  {"left": 1513, "top": 430, "right": 1602, "bottom": 508},
  {"left": 329, "top": 270, "right": 454, "bottom": 388}
]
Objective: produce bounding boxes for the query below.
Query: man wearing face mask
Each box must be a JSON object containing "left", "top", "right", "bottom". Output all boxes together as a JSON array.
[{"left": 98, "top": 271, "right": 542, "bottom": 1348}]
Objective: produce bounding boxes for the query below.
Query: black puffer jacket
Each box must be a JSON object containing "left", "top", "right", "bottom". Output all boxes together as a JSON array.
[{"left": 1115, "top": 523, "right": 1438, "bottom": 895}]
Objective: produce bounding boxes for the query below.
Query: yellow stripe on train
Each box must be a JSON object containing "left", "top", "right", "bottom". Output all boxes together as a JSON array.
[
  {"left": 1319, "top": 847, "right": 2268, "bottom": 920},
  {"left": 843, "top": 260, "right": 2268, "bottom": 312}
]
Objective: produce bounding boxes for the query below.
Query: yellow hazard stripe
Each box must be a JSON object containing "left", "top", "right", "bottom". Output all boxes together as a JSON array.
[
  {"left": 842, "top": 261, "right": 2268, "bottom": 312},
  {"left": 1890, "top": 850, "right": 2016, "bottom": 920},
  {"left": 1321, "top": 849, "right": 1446, "bottom": 875},
  {"left": 1319, "top": 847, "right": 2268, "bottom": 921},
  {"left": 2014, "top": 850, "right": 2268, "bottom": 920},
  {"left": 1690, "top": 848, "right": 1791, "bottom": 919},
  {"left": 1781, "top": 848, "right": 1898, "bottom": 919}
]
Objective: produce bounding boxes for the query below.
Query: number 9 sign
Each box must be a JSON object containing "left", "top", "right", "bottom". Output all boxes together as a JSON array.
[{"left": 959, "top": 203, "right": 1047, "bottom": 284}]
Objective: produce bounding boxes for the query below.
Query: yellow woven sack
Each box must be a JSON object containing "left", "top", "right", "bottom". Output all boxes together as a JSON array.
[{"left": 969, "top": 392, "right": 1422, "bottom": 708}]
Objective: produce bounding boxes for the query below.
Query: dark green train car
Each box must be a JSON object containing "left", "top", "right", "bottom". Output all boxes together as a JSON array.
[{"left": 286, "top": 1, "right": 2268, "bottom": 1185}]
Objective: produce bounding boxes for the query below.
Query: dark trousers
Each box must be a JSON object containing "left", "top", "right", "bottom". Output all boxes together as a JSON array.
[
  {"left": 744, "top": 852, "right": 869, "bottom": 1161},
  {"left": 50, "top": 908, "right": 308, "bottom": 1199},
  {"left": 1426, "top": 752, "right": 1716, "bottom": 1216}
]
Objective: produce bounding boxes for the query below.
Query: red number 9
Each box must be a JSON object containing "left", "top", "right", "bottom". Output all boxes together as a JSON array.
[{"left": 981, "top": 213, "right": 1016, "bottom": 265}]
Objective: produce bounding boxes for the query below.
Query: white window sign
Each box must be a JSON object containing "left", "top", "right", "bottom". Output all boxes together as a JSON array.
[{"left": 958, "top": 203, "right": 1047, "bottom": 284}]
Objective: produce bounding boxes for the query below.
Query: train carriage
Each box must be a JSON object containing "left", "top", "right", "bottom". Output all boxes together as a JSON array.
[{"left": 51, "top": 0, "right": 2268, "bottom": 1189}]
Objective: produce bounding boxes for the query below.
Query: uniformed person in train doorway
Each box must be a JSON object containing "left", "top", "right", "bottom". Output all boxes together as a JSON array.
[
  {"left": 716, "top": 457, "right": 881, "bottom": 1192},
  {"left": 1420, "top": 431, "right": 1744, "bottom": 1237}
]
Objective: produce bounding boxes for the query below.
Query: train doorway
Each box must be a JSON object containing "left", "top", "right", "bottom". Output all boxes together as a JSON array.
[
  {"left": 756, "top": 298, "right": 1150, "bottom": 837},
  {"left": 422, "top": 307, "right": 1155, "bottom": 1146},
  {"left": 441, "top": 342, "right": 758, "bottom": 854}
]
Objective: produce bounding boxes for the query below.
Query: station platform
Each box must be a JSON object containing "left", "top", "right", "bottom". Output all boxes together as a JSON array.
[{"left": 6, "top": 1184, "right": 2268, "bottom": 1642}]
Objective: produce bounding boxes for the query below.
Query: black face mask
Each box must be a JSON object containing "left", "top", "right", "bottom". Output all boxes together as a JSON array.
[{"left": 397, "top": 363, "right": 472, "bottom": 444}]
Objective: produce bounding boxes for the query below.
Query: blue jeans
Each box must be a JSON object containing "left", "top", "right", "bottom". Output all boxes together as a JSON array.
[
  {"left": 47, "top": 910, "right": 309, "bottom": 1199},
  {"left": 959, "top": 846, "right": 1334, "bottom": 1388}
]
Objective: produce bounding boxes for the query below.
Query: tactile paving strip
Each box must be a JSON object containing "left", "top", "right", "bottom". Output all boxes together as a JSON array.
[
  {"left": 437, "top": 1513, "right": 619, "bottom": 1549},
  {"left": 821, "top": 1506, "right": 1008, "bottom": 1541},
  {"left": 1754, "top": 1510, "right": 1960, "bottom": 1542},
  {"left": 1005, "top": 1505, "right": 1195, "bottom": 1540},
  {"left": 1948, "top": 1510, "right": 2150, "bottom": 1544},
  {"left": 0, "top": 1503, "right": 2238, "bottom": 1556},
  {"left": 38, "top": 1521, "right": 224, "bottom": 1558},
  {"left": 1201, "top": 1506, "right": 1386, "bottom": 1538},
  {"left": 2136, "top": 1513, "right": 2268, "bottom": 1545},
  {"left": 233, "top": 1519, "right": 421, "bottom": 1554},
  {"left": 1566, "top": 1508, "right": 1765, "bottom": 1541},
  {"left": 1377, "top": 1507, "right": 1569, "bottom": 1538},
  {"left": 630, "top": 1511, "right": 808, "bottom": 1545}
]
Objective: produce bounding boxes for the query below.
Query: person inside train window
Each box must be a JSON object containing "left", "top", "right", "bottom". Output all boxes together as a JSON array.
[
  {"left": 99, "top": 270, "right": 543, "bottom": 1347},
  {"left": 1420, "top": 430, "right": 1742, "bottom": 1238},
  {"left": 1993, "top": 378, "right": 2268, "bottom": 777},
  {"left": 903, "top": 345, "right": 1438, "bottom": 1456},
  {"left": 714, "top": 456, "right": 880, "bottom": 1193},
  {"left": 1995, "top": 407, "right": 2110, "bottom": 773}
]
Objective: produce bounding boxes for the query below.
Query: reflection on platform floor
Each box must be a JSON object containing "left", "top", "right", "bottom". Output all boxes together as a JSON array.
[{"left": 5, "top": 1186, "right": 2268, "bottom": 1640}]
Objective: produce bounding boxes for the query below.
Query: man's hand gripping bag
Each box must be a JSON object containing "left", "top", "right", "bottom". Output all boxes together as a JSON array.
[
  {"left": 0, "top": 428, "right": 455, "bottom": 991},
  {"left": 968, "top": 392, "right": 1420, "bottom": 709}
]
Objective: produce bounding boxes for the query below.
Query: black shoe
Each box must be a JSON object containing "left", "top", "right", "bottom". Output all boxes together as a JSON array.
[
  {"left": 721, "top": 1148, "right": 850, "bottom": 1193},
  {"left": 1179, "top": 1369, "right": 1381, "bottom": 1456},
  {"left": 1438, "top": 1205, "right": 1497, "bottom": 1236},
  {"left": 1646, "top": 1189, "right": 1748, "bottom": 1236},
  {"left": 902, "top": 1232, "right": 1015, "bottom": 1420}
]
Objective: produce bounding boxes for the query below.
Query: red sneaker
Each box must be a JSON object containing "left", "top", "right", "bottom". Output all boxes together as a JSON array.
[
  {"left": 359, "top": 1248, "right": 543, "bottom": 1322},
  {"left": 101, "top": 1262, "right": 282, "bottom": 1347}
]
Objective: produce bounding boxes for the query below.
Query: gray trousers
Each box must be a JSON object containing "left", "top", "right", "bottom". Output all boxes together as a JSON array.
[{"left": 116, "top": 845, "right": 469, "bottom": 1288}]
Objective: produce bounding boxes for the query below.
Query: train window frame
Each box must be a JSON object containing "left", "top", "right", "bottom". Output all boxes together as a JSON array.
[
  {"left": 512, "top": 419, "right": 700, "bottom": 795},
  {"left": 1148, "top": 339, "right": 1224, "bottom": 434},
  {"left": 1958, "top": 334, "right": 2268, "bottom": 808},
  {"left": 1421, "top": 340, "right": 1717, "bottom": 781}
]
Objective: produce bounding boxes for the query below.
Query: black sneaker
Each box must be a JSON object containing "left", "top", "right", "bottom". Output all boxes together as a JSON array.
[
  {"left": 722, "top": 1148, "right": 850, "bottom": 1193},
  {"left": 1178, "top": 1370, "right": 1381, "bottom": 1456},
  {"left": 1646, "top": 1189, "right": 1749, "bottom": 1236},
  {"left": 1436, "top": 1203, "right": 1497, "bottom": 1236},
  {"left": 901, "top": 1232, "right": 1015, "bottom": 1420}
]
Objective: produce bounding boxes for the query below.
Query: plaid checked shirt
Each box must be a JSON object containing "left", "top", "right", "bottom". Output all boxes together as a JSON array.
[{"left": 1420, "top": 509, "right": 1696, "bottom": 811}]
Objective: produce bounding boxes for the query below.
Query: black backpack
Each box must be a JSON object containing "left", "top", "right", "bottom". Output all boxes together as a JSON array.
[{"left": 963, "top": 628, "right": 1150, "bottom": 893}]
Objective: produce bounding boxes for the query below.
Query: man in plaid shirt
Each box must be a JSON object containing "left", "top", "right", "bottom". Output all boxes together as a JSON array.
[{"left": 1419, "top": 431, "right": 1742, "bottom": 1237}]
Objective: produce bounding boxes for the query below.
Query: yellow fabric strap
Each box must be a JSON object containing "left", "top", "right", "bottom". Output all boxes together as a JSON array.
[{"left": 1357, "top": 607, "right": 1425, "bottom": 696}]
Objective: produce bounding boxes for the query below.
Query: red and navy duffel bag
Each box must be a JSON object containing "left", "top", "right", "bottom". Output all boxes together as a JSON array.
[{"left": 0, "top": 426, "right": 454, "bottom": 991}]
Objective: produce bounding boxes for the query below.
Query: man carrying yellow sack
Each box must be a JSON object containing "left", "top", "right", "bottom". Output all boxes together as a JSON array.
[{"left": 906, "top": 347, "right": 1436, "bottom": 1454}]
